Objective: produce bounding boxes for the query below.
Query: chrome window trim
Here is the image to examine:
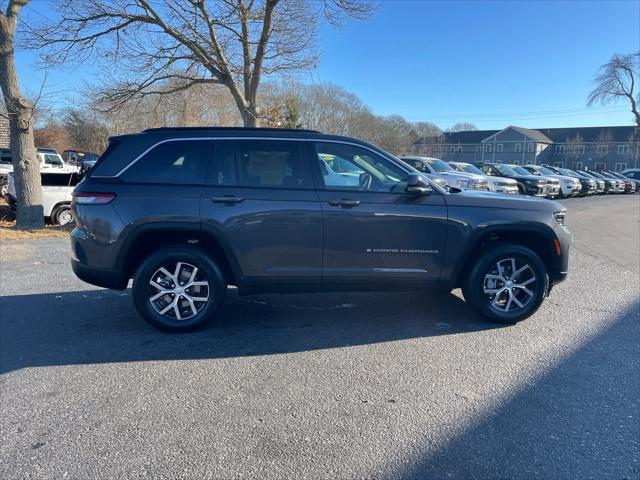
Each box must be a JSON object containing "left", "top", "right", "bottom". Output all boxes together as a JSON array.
[{"left": 97, "top": 136, "right": 415, "bottom": 179}]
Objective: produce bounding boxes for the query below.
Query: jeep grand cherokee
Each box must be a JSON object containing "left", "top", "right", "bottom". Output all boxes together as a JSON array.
[{"left": 70, "top": 127, "right": 570, "bottom": 331}]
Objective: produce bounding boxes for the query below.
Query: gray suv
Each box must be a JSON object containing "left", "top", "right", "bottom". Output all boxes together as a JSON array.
[{"left": 71, "top": 127, "right": 570, "bottom": 331}]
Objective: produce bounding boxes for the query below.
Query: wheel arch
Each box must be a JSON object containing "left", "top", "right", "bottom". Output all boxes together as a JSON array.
[
  {"left": 117, "top": 223, "right": 241, "bottom": 286},
  {"left": 452, "top": 224, "right": 559, "bottom": 289}
]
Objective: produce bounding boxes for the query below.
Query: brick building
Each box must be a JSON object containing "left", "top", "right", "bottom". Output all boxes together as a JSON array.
[{"left": 414, "top": 125, "right": 640, "bottom": 172}]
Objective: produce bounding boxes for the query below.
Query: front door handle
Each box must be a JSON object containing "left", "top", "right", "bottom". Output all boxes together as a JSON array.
[
  {"left": 211, "top": 196, "right": 244, "bottom": 204},
  {"left": 328, "top": 199, "right": 360, "bottom": 208}
]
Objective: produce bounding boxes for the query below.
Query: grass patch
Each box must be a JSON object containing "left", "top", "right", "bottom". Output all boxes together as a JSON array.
[{"left": 0, "top": 197, "right": 72, "bottom": 241}]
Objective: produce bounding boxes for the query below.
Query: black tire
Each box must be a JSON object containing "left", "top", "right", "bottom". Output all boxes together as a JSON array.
[
  {"left": 132, "top": 245, "right": 226, "bottom": 332},
  {"left": 52, "top": 204, "right": 74, "bottom": 226},
  {"left": 516, "top": 183, "right": 526, "bottom": 195},
  {"left": 462, "top": 244, "right": 549, "bottom": 324}
]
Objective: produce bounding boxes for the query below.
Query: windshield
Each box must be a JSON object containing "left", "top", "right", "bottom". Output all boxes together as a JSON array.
[
  {"left": 426, "top": 158, "right": 454, "bottom": 172},
  {"left": 537, "top": 166, "right": 555, "bottom": 175},
  {"left": 494, "top": 164, "right": 517, "bottom": 176},
  {"left": 460, "top": 164, "right": 484, "bottom": 175},
  {"left": 42, "top": 154, "right": 63, "bottom": 167},
  {"left": 560, "top": 168, "right": 577, "bottom": 176},
  {"left": 510, "top": 166, "right": 531, "bottom": 176}
]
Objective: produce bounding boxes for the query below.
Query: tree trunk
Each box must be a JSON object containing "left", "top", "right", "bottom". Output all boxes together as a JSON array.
[{"left": 0, "top": 7, "right": 44, "bottom": 230}]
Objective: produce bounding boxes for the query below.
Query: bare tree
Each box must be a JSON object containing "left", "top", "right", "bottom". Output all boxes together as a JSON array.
[
  {"left": 30, "top": 0, "right": 372, "bottom": 127},
  {"left": 446, "top": 122, "right": 478, "bottom": 132},
  {"left": 588, "top": 52, "right": 640, "bottom": 126},
  {"left": 0, "top": 0, "right": 43, "bottom": 229}
]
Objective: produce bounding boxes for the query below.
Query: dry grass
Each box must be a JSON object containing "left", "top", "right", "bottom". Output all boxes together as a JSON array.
[{"left": 0, "top": 197, "right": 72, "bottom": 241}]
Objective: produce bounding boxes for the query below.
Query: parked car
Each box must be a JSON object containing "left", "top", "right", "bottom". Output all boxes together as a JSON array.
[
  {"left": 472, "top": 162, "right": 550, "bottom": 197},
  {"left": 63, "top": 150, "right": 100, "bottom": 172},
  {"left": 543, "top": 166, "right": 596, "bottom": 196},
  {"left": 5, "top": 170, "right": 82, "bottom": 225},
  {"left": 522, "top": 165, "right": 581, "bottom": 198},
  {"left": 607, "top": 170, "right": 640, "bottom": 191},
  {"left": 400, "top": 156, "right": 490, "bottom": 191},
  {"left": 506, "top": 165, "right": 561, "bottom": 198},
  {"left": 0, "top": 147, "right": 79, "bottom": 196},
  {"left": 601, "top": 171, "right": 637, "bottom": 193},
  {"left": 70, "top": 127, "right": 570, "bottom": 331},
  {"left": 567, "top": 169, "right": 606, "bottom": 194},
  {"left": 621, "top": 168, "right": 640, "bottom": 181},
  {"left": 449, "top": 161, "right": 519, "bottom": 194},
  {"left": 582, "top": 170, "right": 624, "bottom": 193}
]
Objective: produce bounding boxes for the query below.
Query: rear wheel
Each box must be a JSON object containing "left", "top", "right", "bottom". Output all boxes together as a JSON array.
[
  {"left": 132, "top": 246, "right": 226, "bottom": 332},
  {"left": 462, "top": 244, "right": 548, "bottom": 324},
  {"left": 52, "top": 204, "right": 74, "bottom": 226}
]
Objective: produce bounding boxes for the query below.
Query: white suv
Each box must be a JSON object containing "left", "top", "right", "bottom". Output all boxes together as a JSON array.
[{"left": 449, "top": 161, "right": 519, "bottom": 194}]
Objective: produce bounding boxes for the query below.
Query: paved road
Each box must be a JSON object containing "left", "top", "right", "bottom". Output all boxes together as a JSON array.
[{"left": 1, "top": 195, "right": 639, "bottom": 479}]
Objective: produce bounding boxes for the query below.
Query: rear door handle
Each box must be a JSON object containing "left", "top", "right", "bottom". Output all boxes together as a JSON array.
[
  {"left": 211, "top": 196, "right": 244, "bottom": 204},
  {"left": 328, "top": 199, "right": 360, "bottom": 208}
]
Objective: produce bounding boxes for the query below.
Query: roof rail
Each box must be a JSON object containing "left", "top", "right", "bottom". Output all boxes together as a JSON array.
[{"left": 142, "top": 126, "right": 321, "bottom": 134}]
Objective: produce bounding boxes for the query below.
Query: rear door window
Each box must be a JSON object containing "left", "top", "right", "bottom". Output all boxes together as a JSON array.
[
  {"left": 235, "top": 140, "right": 311, "bottom": 189},
  {"left": 121, "top": 140, "right": 210, "bottom": 185}
]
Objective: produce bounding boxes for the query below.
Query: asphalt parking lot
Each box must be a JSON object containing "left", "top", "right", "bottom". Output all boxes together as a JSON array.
[{"left": 1, "top": 194, "right": 639, "bottom": 480}]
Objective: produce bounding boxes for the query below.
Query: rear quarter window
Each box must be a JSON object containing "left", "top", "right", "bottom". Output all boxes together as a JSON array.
[{"left": 121, "top": 140, "right": 210, "bottom": 185}]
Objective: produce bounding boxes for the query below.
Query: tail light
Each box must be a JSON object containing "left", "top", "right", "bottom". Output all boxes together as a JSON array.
[{"left": 72, "top": 192, "right": 116, "bottom": 204}]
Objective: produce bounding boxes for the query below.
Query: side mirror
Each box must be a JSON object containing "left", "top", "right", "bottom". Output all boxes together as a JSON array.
[{"left": 406, "top": 173, "right": 432, "bottom": 195}]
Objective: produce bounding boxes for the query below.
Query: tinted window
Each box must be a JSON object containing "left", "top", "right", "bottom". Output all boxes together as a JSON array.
[
  {"left": 41, "top": 172, "right": 83, "bottom": 187},
  {"left": 315, "top": 142, "right": 407, "bottom": 192},
  {"left": 235, "top": 140, "right": 310, "bottom": 188},
  {"left": 206, "top": 140, "right": 237, "bottom": 186},
  {"left": 122, "top": 140, "right": 209, "bottom": 185}
]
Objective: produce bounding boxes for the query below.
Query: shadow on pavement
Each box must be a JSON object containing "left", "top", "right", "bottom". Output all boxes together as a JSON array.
[
  {"left": 0, "top": 288, "right": 501, "bottom": 374},
  {"left": 396, "top": 299, "right": 640, "bottom": 480}
]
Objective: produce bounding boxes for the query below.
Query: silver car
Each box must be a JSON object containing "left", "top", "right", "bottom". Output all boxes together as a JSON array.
[
  {"left": 449, "top": 161, "right": 519, "bottom": 194},
  {"left": 400, "top": 156, "right": 489, "bottom": 191}
]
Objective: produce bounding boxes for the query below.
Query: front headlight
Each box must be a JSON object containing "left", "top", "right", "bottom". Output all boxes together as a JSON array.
[
  {"left": 553, "top": 210, "right": 566, "bottom": 226},
  {"left": 455, "top": 179, "right": 471, "bottom": 188}
]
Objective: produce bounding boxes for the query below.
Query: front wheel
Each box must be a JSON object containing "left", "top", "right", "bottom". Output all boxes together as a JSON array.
[
  {"left": 462, "top": 244, "right": 549, "bottom": 324},
  {"left": 132, "top": 246, "right": 226, "bottom": 332}
]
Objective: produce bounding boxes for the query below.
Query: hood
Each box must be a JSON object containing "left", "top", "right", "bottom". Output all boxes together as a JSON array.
[
  {"left": 512, "top": 174, "right": 550, "bottom": 182},
  {"left": 437, "top": 171, "right": 485, "bottom": 182},
  {"left": 444, "top": 188, "right": 562, "bottom": 212},
  {"left": 491, "top": 176, "right": 518, "bottom": 185}
]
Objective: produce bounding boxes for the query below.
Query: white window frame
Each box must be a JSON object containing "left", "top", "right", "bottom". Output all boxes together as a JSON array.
[
  {"left": 512, "top": 159, "right": 520, "bottom": 165},
  {"left": 497, "top": 143, "right": 503, "bottom": 152},
  {"left": 615, "top": 162, "right": 627, "bottom": 172},
  {"left": 553, "top": 161, "right": 564, "bottom": 168},
  {"left": 617, "top": 144, "right": 630, "bottom": 155},
  {"left": 484, "top": 144, "right": 492, "bottom": 153},
  {"left": 596, "top": 145, "right": 608, "bottom": 155},
  {"left": 573, "top": 161, "right": 583, "bottom": 170},
  {"left": 514, "top": 143, "right": 521, "bottom": 153},
  {"left": 574, "top": 145, "right": 584, "bottom": 154},
  {"left": 527, "top": 143, "right": 534, "bottom": 153},
  {"left": 475, "top": 145, "right": 482, "bottom": 153},
  {"left": 594, "top": 162, "right": 606, "bottom": 171},
  {"left": 555, "top": 145, "right": 566, "bottom": 154}
]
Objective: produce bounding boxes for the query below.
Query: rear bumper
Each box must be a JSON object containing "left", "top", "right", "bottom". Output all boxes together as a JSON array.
[{"left": 71, "top": 257, "right": 128, "bottom": 290}]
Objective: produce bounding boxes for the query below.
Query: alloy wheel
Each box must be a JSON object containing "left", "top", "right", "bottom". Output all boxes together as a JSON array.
[
  {"left": 483, "top": 257, "right": 537, "bottom": 313},
  {"left": 149, "top": 262, "right": 210, "bottom": 320}
]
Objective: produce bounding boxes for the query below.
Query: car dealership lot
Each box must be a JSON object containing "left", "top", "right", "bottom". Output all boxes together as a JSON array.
[{"left": 1, "top": 195, "right": 638, "bottom": 479}]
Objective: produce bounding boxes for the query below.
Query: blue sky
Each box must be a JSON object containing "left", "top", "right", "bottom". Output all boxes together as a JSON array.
[{"left": 14, "top": 0, "right": 640, "bottom": 130}]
